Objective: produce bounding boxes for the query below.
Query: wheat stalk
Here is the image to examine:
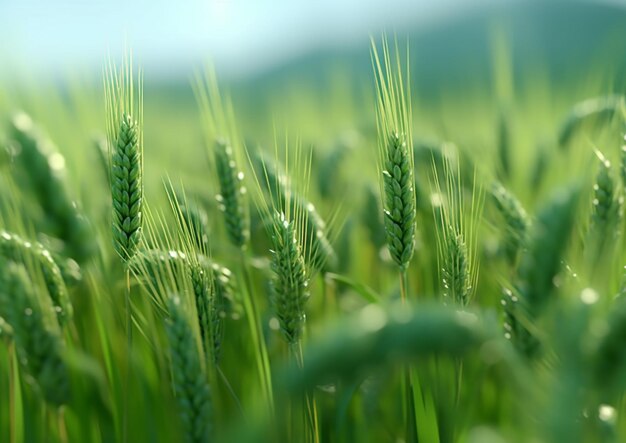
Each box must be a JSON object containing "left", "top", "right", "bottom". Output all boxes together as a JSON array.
[
  {"left": 431, "top": 145, "right": 483, "bottom": 306},
  {"left": 105, "top": 56, "right": 144, "bottom": 263},
  {"left": 104, "top": 53, "right": 144, "bottom": 443},
  {"left": 248, "top": 138, "right": 315, "bottom": 344},
  {"left": 165, "top": 296, "right": 212, "bottom": 443},
  {"left": 193, "top": 68, "right": 250, "bottom": 250},
  {"left": 371, "top": 37, "right": 416, "bottom": 272}
]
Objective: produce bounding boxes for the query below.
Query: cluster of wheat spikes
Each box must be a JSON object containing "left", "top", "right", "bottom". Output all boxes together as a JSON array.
[{"left": 4, "top": 33, "right": 626, "bottom": 443}]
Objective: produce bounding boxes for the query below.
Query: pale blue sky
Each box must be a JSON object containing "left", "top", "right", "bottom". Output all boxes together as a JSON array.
[
  {"left": 1, "top": 0, "right": 615, "bottom": 80},
  {"left": 0, "top": 0, "right": 487, "bottom": 80}
]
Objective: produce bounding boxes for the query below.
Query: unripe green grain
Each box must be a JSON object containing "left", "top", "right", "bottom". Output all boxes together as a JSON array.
[
  {"left": 189, "top": 265, "right": 212, "bottom": 360},
  {"left": 180, "top": 203, "right": 210, "bottom": 253},
  {"left": 586, "top": 153, "right": 620, "bottom": 265},
  {"left": 442, "top": 227, "right": 470, "bottom": 306},
  {"left": 215, "top": 139, "right": 249, "bottom": 249},
  {"left": 165, "top": 296, "right": 212, "bottom": 443},
  {"left": 432, "top": 146, "right": 483, "bottom": 306},
  {"left": 9, "top": 113, "right": 94, "bottom": 263},
  {"left": 256, "top": 153, "right": 337, "bottom": 273},
  {"left": 51, "top": 253, "right": 82, "bottom": 288},
  {"left": 270, "top": 211, "right": 310, "bottom": 344},
  {"left": 381, "top": 132, "right": 416, "bottom": 270},
  {"left": 372, "top": 38, "right": 416, "bottom": 271},
  {"left": 130, "top": 249, "right": 188, "bottom": 292},
  {"left": 189, "top": 265, "right": 223, "bottom": 365},
  {"left": 501, "top": 287, "right": 518, "bottom": 342},
  {"left": 0, "top": 230, "right": 72, "bottom": 325},
  {"left": 491, "top": 181, "right": 530, "bottom": 267},
  {"left": 299, "top": 197, "right": 337, "bottom": 273},
  {"left": 591, "top": 154, "right": 616, "bottom": 227},
  {"left": 131, "top": 250, "right": 241, "bottom": 321},
  {"left": 209, "top": 260, "right": 240, "bottom": 317},
  {"left": 111, "top": 113, "right": 143, "bottom": 262},
  {"left": 1, "top": 262, "right": 70, "bottom": 406},
  {"left": 500, "top": 287, "right": 536, "bottom": 356},
  {"left": 209, "top": 282, "right": 225, "bottom": 364}
]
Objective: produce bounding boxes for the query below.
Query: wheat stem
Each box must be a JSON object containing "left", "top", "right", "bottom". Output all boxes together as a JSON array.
[
  {"left": 238, "top": 252, "right": 274, "bottom": 414},
  {"left": 398, "top": 270, "right": 418, "bottom": 441},
  {"left": 165, "top": 296, "right": 212, "bottom": 443},
  {"left": 399, "top": 270, "right": 409, "bottom": 304},
  {"left": 57, "top": 408, "right": 68, "bottom": 443},
  {"left": 292, "top": 343, "right": 320, "bottom": 443},
  {"left": 9, "top": 343, "right": 16, "bottom": 443},
  {"left": 123, "top": 267, "right": 131, "bottom": 443},
  {"left": 216, "top": 366, "right": 246, "bottom": 421}
]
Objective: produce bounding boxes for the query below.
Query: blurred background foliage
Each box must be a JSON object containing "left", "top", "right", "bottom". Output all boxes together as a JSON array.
[{"left": 1, "top": 1, "right": 626, "bottom": 442}]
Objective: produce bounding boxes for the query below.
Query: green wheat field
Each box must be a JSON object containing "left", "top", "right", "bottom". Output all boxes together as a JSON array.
[{"left": 2, "top": 3, "right": 626, "bottom": 442}]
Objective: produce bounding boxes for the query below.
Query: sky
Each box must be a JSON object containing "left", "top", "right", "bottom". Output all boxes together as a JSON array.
[
  {"left": 0, "top": 0, "right": 490, "bottom": 80},
  {"left": 1, "top": 0, "right": 620, "bottom": 81}
]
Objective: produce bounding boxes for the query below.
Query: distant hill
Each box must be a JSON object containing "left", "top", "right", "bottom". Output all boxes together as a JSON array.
[{"left": 223, "top": 1, "right": 626, "bottom": 104}]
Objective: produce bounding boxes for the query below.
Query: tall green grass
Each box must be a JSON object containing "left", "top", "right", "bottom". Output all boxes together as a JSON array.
[{"left": 1, "top": 32, "right": 626, "bottom": 443}]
